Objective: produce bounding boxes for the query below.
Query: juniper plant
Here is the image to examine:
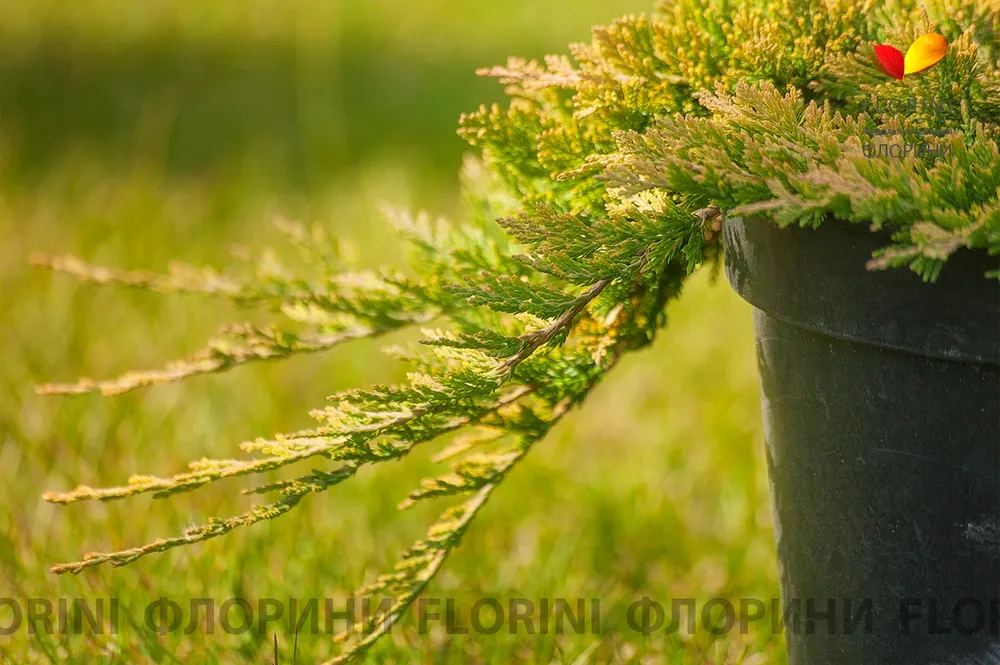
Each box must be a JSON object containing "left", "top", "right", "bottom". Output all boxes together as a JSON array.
[{"left": 38, "top": 0, "right": 1000, "bottom": 661}]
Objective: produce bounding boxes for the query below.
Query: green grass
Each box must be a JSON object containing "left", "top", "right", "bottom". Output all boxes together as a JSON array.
[{"left": 0, "top": 2, "right": 781, "bottom": 662}]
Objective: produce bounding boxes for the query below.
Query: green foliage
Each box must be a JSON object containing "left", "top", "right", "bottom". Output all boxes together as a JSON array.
[
  {"left": 37, "top": 0, "right": 1000, "bottom": 661},
  {"left": 603, "top": 2, "right": 1000, "bottom": 280},
  {"left": 40, "top": 158, "right": 684, "bottom": 662}
]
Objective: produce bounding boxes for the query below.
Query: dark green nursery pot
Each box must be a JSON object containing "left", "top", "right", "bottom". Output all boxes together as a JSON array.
[{"left": 724, "top": 217, "right": 1000, "bottom": 665}]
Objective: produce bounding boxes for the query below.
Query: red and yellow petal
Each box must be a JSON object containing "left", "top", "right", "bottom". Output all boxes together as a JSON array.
[
  {"left": 873, "top": 45, "right": 905, "bottom": 80},
  {"left": 904, "top": 33, "right": 948, "bottom": 76}
]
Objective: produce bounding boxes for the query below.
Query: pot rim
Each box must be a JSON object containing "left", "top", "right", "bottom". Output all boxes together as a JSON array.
[{"left": 723, "top": 216, "right": 1000, "bottom": 366}]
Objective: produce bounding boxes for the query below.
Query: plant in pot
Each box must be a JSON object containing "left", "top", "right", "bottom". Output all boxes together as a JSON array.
[{"left": 36, "top": 0, "right": 999, "bottom": 663}]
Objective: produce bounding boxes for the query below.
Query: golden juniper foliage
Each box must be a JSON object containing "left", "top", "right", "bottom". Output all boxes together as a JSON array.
[{"left": 39, "top": 0, "right": 999, "bottom": 661}]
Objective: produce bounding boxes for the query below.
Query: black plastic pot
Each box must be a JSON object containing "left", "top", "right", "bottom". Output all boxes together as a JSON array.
[{"left": 724, "top": 217, "right": 1000, "bottom": 665}]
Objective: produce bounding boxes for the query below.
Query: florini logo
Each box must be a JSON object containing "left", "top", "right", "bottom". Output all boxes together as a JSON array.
[
  {"left": 859, "top": 32, "right": 956, "bottom": 160},
  {"left": 873, "top": 33, "right": 948, "bottom": 80}
]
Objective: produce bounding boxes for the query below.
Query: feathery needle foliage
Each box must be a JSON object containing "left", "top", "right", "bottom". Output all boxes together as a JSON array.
[{"left": 38, "top": 0, "right": 1000, "bottom": 661}]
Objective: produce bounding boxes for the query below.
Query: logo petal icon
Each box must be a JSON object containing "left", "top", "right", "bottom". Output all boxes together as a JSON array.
[
  {"left": 873, "top": 44, "right": 905, "bottom": 80},
  {"left": 904, "top": 33, "right": 948, "bottom": 75}
]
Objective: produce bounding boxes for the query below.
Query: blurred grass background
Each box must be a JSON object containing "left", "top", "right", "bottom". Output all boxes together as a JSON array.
[{"left": 0, "top": 2, "right": 780, "bottom": 663}]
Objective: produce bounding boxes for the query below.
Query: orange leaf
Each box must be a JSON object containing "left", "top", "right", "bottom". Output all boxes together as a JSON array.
[{"left": 904, "top": 33, "right": 947, "bottom": 75}]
